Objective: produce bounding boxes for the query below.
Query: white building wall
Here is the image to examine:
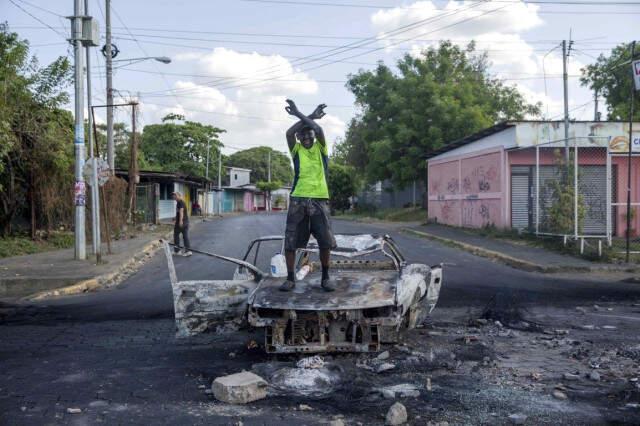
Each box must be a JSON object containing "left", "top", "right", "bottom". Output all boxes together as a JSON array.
[
  {"left": 229, "top": 168, "right": 251, "bottom": 187},
  {"left": 429, "top": 127, "right": 515, "bottom": 162},
  {"left": 159, "top": 200, "right": 175, "bottom": 220}
]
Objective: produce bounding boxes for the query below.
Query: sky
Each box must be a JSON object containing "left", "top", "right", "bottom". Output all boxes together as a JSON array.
[{"left": 3, "top": 0, "right": 639, "bottom": 155}]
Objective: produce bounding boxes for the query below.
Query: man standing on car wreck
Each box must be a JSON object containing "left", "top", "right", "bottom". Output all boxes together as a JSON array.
[{"left": 280, "top": 99, "right": 336, "bottom": 292}]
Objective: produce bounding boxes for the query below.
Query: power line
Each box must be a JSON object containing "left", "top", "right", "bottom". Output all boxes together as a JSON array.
[
  {"left": 139, "top": 99, "right": 293, "bottom": 123},
  {"left": 239, "top": 0, "right": 640, "bottom": 7},
  {"left": 110, "top": 31, "right": 618, "bottom": 50},
  {"left": 141, "top": 0, "right": 488, "bottom": 97},
  {"left": 211, "top": 2, "right": 508, "bottom": 94},
  {"left": 7, "top": 0, "right": 68, "bottom": 40},
  {"left": 114, "top": 67, "right": 349, "bottom": 83},
  {"left": 110, "top": 3, "right": 180, "bottom": 105},
  {"left": 11, "top": 0, "right": 64, "bottom": 17}
]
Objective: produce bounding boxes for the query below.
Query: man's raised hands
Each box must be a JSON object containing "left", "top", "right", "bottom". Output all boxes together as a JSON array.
[
  {"left": 285, "top": 99, "right": 301, "bottom": 117},
  {"left": 308, "top": 103, "right": 327, "bottom": 120}
]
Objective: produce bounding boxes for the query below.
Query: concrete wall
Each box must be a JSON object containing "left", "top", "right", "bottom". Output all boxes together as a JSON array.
[
  {"left": 229, "top": 169, "right": 251, "bottom": 187},
  {"left": 159, "top": 200, "right": 175, "bottom": 220},
  {"left": 243, "top": 191, "right": 254, "bottom": 212},
  {"left": 428, "top": 147, "right": 506, "bottom": 228}
]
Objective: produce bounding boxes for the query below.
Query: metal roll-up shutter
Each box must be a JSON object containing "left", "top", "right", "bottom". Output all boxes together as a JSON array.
[
  {"left": 511, "top": 166, "right": 531, "bottom": 230},
  {"left": 578, "top": 165, "right": 606, "bottom": 235}
]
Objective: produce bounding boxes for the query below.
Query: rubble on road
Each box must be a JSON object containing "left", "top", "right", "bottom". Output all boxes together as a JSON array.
[
  {"left": 66, "top": 408, "right": 82, "bottom": 414},
  {"left": 385, "top": 402, "right": 408, "bottom": 425},
  {"left": 356, "top": 358, "right": 396, "bottom": 373},
  {"left": 376, "top": 383, "right": 420, "bottom": 399},
  {"left": 552, "top": 390, "right": 568, "bottom": 400},
  {"left": 212, "top": 371, "right": 268, "bottom": 404},
  {"left": 296, "top": 355, "right": 325, "bottom": 369},
  {"left": 562, "top": 373, "right": 580, "bottom": 381},
  {"left": 508, "top": 413, "right": 527, "bottom": 425},
  {"left": 377, "top": 350, "right": 390, "bottom": 360}
]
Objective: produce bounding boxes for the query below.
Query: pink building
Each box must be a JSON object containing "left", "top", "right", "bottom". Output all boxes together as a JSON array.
[{"left": 427, "top": 121, "right": 640, "bottom": 238}]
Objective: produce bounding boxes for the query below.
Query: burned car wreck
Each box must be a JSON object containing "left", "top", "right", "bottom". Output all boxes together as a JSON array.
[{"left": 163, "top": 234, "right": 442, "bottom": 353}]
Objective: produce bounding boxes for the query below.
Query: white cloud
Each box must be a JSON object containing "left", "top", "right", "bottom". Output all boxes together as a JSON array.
[
  {"left": 140, "top": 48, "right": 343, "bottom": 156},
  {"left": 188, "top": 47, "right": 318, "bottom": 95},
  {"left": 369, "top": 1, "right": 594, "bottom": 121},
  {"left": 372, "top": 0, "right": 542, "bottom": 50}
]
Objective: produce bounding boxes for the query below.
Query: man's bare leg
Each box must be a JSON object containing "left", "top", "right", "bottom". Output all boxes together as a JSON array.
[
  {"left": 320, "top": 248, "right": 335, "bottom": 292},
  {"left": 279, "top": 250, "right": 297, "bottom": 291}
]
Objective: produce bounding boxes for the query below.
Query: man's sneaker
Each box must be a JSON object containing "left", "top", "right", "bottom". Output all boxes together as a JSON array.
[
  {"left": 279, "top": 280, "right": 295, "bottom": 292},
  {"left": 321, "top": 277, "right": 336, "bottom": 292},
  {"left": 182, "top": 250, "right": 193, "bottom": 257}
]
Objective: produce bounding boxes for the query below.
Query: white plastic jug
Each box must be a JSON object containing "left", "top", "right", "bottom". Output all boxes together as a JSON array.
[{"left": 270, "top": 254, "right": 287, "bottom": 277}]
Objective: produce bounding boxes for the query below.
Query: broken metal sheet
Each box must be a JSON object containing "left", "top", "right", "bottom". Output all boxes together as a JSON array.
[
  {"left": 249, "top": 271, "right": 398, "bottom": 310},
  {"left": 171, "top": 279, "right": 256, "bottom": 337},
  {"left": 305, "top": 234, "right": 384, "bottom": 258}
]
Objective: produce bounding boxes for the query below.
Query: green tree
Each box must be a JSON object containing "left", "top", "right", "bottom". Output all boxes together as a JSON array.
[
  {"left": 227, "top": 146, "right": 293, "bottom": 184},
  {"left": 140, "top": 114, "right": 225, "bottom": 176},
  {"left": 0, "top": 23, "right": 74, "bottom": 236},
  {"left": 338, "top": 41, "right": 540, "bottom": 188},
  {"left": 328, "top": 163, "right": 357, "bottom": 213},
  {"left": 581, "top": 42, "right": 640, "bottom": 121}
]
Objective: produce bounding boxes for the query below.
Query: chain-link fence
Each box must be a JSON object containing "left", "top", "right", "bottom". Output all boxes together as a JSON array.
[{"left": 508, "top": 136, "right": 616, "bottom": 255}]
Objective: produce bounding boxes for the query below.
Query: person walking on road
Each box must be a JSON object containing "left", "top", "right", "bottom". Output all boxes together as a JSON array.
[
  {"left": 172, "top": 191, "right": 192, "bottom": 256},
  {"left": 280, "top": 99, "right": 336, "bottom": 292}
]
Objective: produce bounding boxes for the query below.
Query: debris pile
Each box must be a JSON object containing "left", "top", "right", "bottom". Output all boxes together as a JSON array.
[{"left": 385, "top": 402, "right": 408, "bottom": 425}]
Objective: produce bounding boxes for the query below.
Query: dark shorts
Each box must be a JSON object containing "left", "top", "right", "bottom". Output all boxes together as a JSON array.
[{"left": 285, "top": 198, "right": 336, "bottom": 251}]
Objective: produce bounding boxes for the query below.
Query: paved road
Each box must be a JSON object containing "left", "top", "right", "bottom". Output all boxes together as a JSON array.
[{"left": 2, "top": 213, "right": 639, "bottom": 425}]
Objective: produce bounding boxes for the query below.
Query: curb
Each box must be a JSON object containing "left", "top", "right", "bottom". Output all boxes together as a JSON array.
[
  {"left": 401, "top": 228, "right": 595, "bottom": 273},
  {"left": 25, "top": 237, "right": 166, "bottom": 301},
  {"left": 24, "top": 218, "right": 215, "bottom": 301}
]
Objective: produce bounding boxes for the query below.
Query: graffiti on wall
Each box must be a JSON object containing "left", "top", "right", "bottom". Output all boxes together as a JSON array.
[
  {"left": 428, "top": 200, "right": 460, "bottom": 225},
  {"left": 430, "top": 161, "right": 459, "bottom": 197},
  {"left": 461, "top": 199, "right": 500, "bottom": 227},
  {"left": 429, "top": 152, "right": 502, "bottom": 228},
  {"left": 447, "top": 178, "right": 459, "bottom": 194},
  {"left": 461, "top": 153, "right": 500, "bottom": 195}
]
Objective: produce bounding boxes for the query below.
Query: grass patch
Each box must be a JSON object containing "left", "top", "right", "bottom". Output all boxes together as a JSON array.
[
  {"left": 0, "top": 232, "right": 75, "bottom": 258},
  {"left": 335, "top": 207, "right": 427, "bottom": 223}
]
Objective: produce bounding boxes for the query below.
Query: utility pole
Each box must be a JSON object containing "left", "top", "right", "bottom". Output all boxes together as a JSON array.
[
  {"left": 204, "top": 139, "right": 210, "bottom": 220},
  {"left": 85, "top": 0, "right": 101, "bottom": 262},
  {"left": 105, "top": 0, "right": 114, "bottom": 172},
  {"left": 72, "top": 0, "right": 86, "bottom": 260},
  {"left": 594, "top": 88, "right": 600, "bottom": 121},
  {"left": 267, "top": 150, "right": 271, "bottom": 211},
  {"left": 128, "top": 102, "right": 138, "bottom": 223},
  {"left": 562, "top": 39, "right": 571, "bottom": 166},
  {"left": 217, "top": 151, "right": 222, "bottom": 215},
  {"left": 626, "top": 41, "right": 637, "bottom": 263}
]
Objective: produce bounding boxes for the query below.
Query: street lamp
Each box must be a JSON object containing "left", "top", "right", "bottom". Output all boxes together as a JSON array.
[
  {"left": 104, "top": 55, "right": 170, "bottom": 172},
  {"left": 112, "top": 56, "right": 172, "bottom": 66}
]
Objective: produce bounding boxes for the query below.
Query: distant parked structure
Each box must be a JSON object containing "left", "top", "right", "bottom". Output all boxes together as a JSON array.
[{"left": 357, "top": 180, "right": 426, "bottom": 210}]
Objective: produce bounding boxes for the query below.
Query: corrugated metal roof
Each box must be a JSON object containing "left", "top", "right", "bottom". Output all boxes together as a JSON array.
[{"left": 425, "top": 122, "right": 514, "bottom": 160}]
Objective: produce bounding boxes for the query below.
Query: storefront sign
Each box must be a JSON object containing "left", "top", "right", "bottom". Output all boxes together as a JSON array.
[{"left": 609, "top": 135, "right": 640, "bottom": 153}]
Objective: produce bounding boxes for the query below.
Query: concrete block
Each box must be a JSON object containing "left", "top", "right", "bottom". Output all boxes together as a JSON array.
[{"left": 212, "top": 371, "right": 268, "bottom": 404}]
